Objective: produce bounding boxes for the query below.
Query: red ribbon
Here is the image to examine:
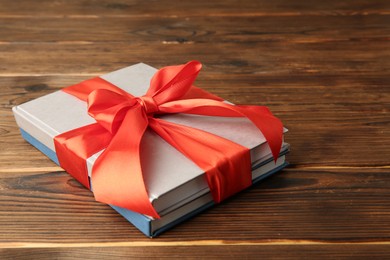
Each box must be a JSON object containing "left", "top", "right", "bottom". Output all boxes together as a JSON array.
[{"left": 54, "top": 61, "right": 283, "bottom": 219}]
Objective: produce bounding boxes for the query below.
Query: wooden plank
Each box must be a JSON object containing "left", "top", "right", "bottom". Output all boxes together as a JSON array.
[
  {"left": 0, "top": 41, "right": 388, "bottom": 75},
  {"left": 2, "top": 74, "right": 389, "bottom": 109},
  {"left": 1, "top": 244, "right": 390, "bottom": 259},
  {"left": 0, "top": 168, "right": 389, "bottom": 243},
  {"left": 1, "top": 74, "right": 389, "bottom": 169},
  {"left": 0, "top": 15, "right": 389, "bottom": 43},
  {"left": 0, "top": 0, "right": 389, "bottom": 17}
]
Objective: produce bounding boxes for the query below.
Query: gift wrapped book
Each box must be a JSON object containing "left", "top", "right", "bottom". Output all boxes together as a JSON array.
[{"left": 13, "top": 61, "right": 289, "bottom": 237}]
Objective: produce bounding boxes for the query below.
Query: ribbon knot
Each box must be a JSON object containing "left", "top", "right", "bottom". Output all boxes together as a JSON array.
[
  {"left": 137, "top": 95, "right": 159, "bottom": 115},
  {"left": 55, "top": 60, "right": 283, "bottom": 219}
]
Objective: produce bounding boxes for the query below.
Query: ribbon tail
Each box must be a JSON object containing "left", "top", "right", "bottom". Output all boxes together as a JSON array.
[
  {"left": 159, "top": 99, "right": 283, "bottom": 160},
  {"left": 235, "top": 105, "right": 283, "bottom": 161},
  {"left": 149, "top": 118, "right": 252, "bottom": 203},
  {"left": 91, "top": 105, "right": 160, "bottom": 219}
]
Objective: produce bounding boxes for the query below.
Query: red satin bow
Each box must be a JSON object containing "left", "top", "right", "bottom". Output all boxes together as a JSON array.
[{"left": 54, "top": 61, "right": 283, "bottom": 219}]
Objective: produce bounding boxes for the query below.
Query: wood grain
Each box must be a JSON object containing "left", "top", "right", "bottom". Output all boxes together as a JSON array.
[
  {"left": 1, "top": 244, "right": 390, "bottom": 260},
  {"left": 0, "top": 15, "right": 389, "bottom": 43},
  {"left": 1, "top": 74, "right": 389, "bottom": 168},
  {"left": 0, "top": 0, "right": 389, "bottom": 17},
  {"left": 0, "top": 0, "right": 389, "bottom": 258},
  {"left": 0, "top": 168, "right": 389, "bottom": 243},
  {"left": 1, "top": 41, "right": 389, "bottom": 75}
]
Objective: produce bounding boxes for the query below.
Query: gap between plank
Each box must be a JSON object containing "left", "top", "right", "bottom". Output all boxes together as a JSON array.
[
  {"left": 290, "top": 165, "right": 390, "bottom": 170},
  {"left": 0, "top": 167, "right": 63, "bottom": 173},
  {"left": 0, "top": 73, "right": 102, "bottom": 77},
  {"left": 0, "top": 11, "right": 388, "bottom": 19},
  {"left": 0, "top": 240, "right": 389, "bottom": 249},
  {"left": 1, "top": 165, "right": 389, "bottom": 174}
]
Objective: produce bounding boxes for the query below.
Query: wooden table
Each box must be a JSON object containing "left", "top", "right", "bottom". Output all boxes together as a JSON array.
[{"left": 0, "top": 0, "right": 389, "bottom": 258}]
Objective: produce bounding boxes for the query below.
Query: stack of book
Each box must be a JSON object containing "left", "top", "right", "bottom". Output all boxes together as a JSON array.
[{"left": 13, "top": 62, "right": 289, "bottom": 237}]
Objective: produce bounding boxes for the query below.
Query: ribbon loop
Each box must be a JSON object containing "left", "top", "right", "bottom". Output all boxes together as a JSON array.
[{"left": 148, "top": 60, "right": 202, "bottom": 104}]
